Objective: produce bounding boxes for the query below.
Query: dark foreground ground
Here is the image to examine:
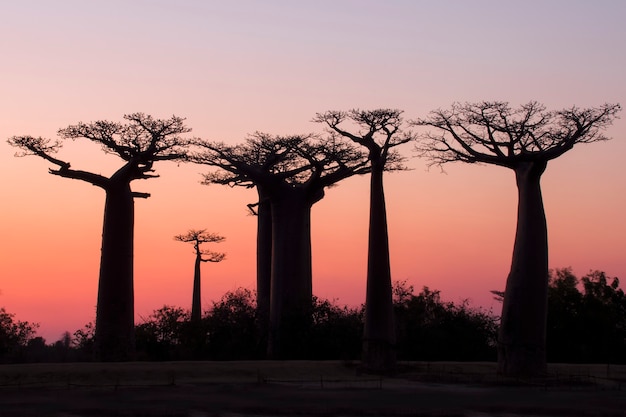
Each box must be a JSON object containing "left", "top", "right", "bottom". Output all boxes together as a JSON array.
[{"left": 1, "top": 361, "right": 624, "bottom": 416}]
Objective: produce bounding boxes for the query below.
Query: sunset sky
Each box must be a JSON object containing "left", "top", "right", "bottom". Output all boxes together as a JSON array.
[{"left": 1, "top": 1, "right": 624, "bottom": 342}]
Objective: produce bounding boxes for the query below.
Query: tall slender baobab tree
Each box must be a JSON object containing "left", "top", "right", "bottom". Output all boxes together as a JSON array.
[
  {"left": 314, "top": 109, "right": 415, "bottom": 372},
  {"left": 174, "top": 229, "right": 225, "bottom": 323},
  {"left": 193, "top": 132, "right": 370, "bottom": 357},
  {"left": 412, "top": 101, "right": 621, "bottom": 377},
  {"left": 8, "top": 114, "right": 192, "bottom": 361}
]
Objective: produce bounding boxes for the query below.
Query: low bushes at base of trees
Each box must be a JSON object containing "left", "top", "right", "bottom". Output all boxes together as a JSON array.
[{"left": 2, "top": 268, "right": 625, "bottom": 364}]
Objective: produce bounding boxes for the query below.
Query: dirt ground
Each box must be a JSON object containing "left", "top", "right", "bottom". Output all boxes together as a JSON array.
[{"left": 1, "top": 361, "right": 624, "bottom": 416}]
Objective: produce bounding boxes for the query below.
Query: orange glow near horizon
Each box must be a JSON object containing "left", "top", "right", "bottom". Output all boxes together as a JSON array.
[{"left": 1, "top": 2, "right": 625, "bottom": 342}]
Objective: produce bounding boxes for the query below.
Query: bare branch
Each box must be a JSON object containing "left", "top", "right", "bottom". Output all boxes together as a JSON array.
[
  {"left": 174, "top": 229, "right": 226, "bottom": 244},
  {"left": 313, "top": 109, "right": 415, "bottom": 168},
  {"left": 8, "top": 135, "right": 69, "bottom": 168},
  {"left": 175, "top": 229, "right": 226, "bottom": 262},
  {"left": 9, "top": 114, "right": 194, "bottom": 189},
  {"left": 200, "top": 251, "right": 226, "bottom": 263},
  {"left": 192, "top": 132, "right": 370, "bottom": 192},
  {"left": 58, "top": 113, "right": 192, "bottom": 165},
  {"left": 48, "top": 166, "right": 110, "bottom": 189},
  {"left": 411, "top": 101, "right": 621, "bottom": 169}
]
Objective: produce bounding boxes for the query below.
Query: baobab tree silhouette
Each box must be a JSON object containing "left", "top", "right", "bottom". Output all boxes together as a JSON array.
[
  {"left": 8, "top": 114, "right": 192, "bottom": 361},
  {"left": 412, "top": 101, "right": 621, "bottom": 377},
  {"left": 174, "top": 229, "right": 225, "bottom": 323},
  {"left": 192, "top": 132, "right": 370, "bottom": 357},
  {"left": 314, "top": 109, "right": 415, "bottom": 372}
]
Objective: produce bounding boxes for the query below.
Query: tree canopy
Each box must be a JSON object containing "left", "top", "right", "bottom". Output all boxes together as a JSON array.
[{"left": 412, "top": 101, "right": 620, "bottom": 168}]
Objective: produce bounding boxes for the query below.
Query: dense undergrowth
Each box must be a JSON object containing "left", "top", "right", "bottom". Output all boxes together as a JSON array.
[{"left": 1, "top": 268, "right": 624, "bottom": 364}]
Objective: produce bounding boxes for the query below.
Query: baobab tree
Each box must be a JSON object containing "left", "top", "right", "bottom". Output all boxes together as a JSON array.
[
  {"left": 193, "top": 132, "right": 370, "bottom": 357},
  {"left": 195, "top": 134, "right": 301, "bottom": 347},
  {"left": 412, "top": 101, "right": 621, "bottom": 377},
  {"left": 8, "top": 114, "right": 192, "bottom": 361},
  {"left": 174, "top": 229, "right": 225, "bottom": 323},
  {"left": 313, "top": 109, "right": 415, "bottom": 372}
]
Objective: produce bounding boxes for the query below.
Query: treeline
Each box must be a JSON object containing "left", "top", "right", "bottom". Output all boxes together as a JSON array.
[
  {"left": 1, "top": 268, "right": 624, "bottom": 364},
  {"left": 8, "top": 104, "right": 620, "bottom": 375}
]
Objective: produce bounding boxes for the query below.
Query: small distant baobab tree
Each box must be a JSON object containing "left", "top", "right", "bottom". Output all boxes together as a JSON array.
[
  {"left": 313, "top": 109, "right": 415, "bottom": 372},
  {"left": 8, "top": 114, "right": 192, "bottom": 361},
  {"left": 412, "top": 101, "right": 621, "bottom": 377},
  {"left": 174, "top": 229, "right": 225, "bottom": 323}
]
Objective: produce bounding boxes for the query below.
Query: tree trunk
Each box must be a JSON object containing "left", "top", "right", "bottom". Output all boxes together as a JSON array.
[
  {"left": 362, "top": 164, "right": 396, "bottom": 372},
  {"left": 95, "top": 183, "right": 135, "bottom": 361},
  {"left": 498, "top": 161, "right": 549, "bottom": 377},
  {"left": 191, "top": 254, "right": 202, "bottom": 323},
  {"left": 255, "top": 188, "right": 272, "bottom": 347},
  {"left": 267, "top": 188, "right": 314, "bottom": 358}
]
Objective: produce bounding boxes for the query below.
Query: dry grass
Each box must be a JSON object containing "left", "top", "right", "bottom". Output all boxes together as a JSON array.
[
  {"left": 0, "top": 360, "right": 363, "bottom": 388},
  {"left": 393, "top": 361, "right": 626, "bottom": 389},
  {"left": 1, "top": 360, "right": 624, "bottom": 389},
  {"left": 1, "top": 361, "right": 625, "bottom": 416}
]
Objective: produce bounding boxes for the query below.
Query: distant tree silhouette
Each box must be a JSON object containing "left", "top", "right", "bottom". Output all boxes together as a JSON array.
[
  {"left": 72, "top": 321, "right": 95, "bottom": 359},
  {"left": 413, "top": 102, "right": 621, "bottom": 376},
  {"left": 0, "top": 307, "right": 38, "bottom": 362},
  {"left": 314, "top": 109, "right": 414, "bottom": 372},
  {"left": 393, "top": 281, "right": 497, "bottom": 361},
  {"left": 135, "top": 305, "right": 190, "bottom": 361},
  {"left": 578, "top": 270, "right": 626, "bottom": 364},
  {"left": 497, "top": 267, "right": 626, "bottom": 364},
  {"left": 193, "top": 132, "right": 370, "bottom": 357},
  {"left": 8, "top": 114, "right": 192, "bottom": 361},
  {"left": 204, "top": 288, "right": 260, "bottom": 359},
  {"left": 308, "top": 296, "right": 363, "bottom": 360},
  {"left": 174, "top": 229, "right": 225, "bottom": 323}
]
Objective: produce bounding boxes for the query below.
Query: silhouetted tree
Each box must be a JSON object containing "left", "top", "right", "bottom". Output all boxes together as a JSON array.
[
  {"left": 0, "top": 307, "right": 38, "bottom": 362},
  {"left": 579, "top": 270, "right": 626, "bottom": 363},
  {"left": 314, "top": 109, "right": 414, "bottom": 372},
  {"left": 135, "top": 305, "right": 191, "bottom": 361},
  {"left": 308, "top": 296, "right": 364, "bottom": 360},
  {"left": 193, "top": 133, "right": 370, "bottom": 357},
  {"left": 194, "top": 135, "right": 298, "bottom": 346},
  {"left": 545, "top": 268, "right": 583, "bottom": 363},
  {"left": 72, "top": 321, "right": 95, "bottom": 359},
  {"left": 174, "top": 229, "right": 225, "bottom": 323},
  {"left": 499, "top": 267, "right": 626, "bottom": 364},
  {"left": 393, "top": 282, "right": 498, "bottom": 361},
  {"left": 8, "top": 114, "right": 192, "bottom": 361},
  {"left": 205, "top": 288, "right": 260, "bottom": 359},
  {"left": 413, "top": 102, "right": 621, "bottom": 376}
]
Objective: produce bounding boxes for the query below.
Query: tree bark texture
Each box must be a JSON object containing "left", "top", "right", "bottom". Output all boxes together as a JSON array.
[
  {"left": 267, "top": 188, "right": 314, "bottom": 358},
  {"left": 362, "top": 164, "right": 396, "bottom": 372},
  {"left": 498, "top": 161, "right": 549, "bottom": 377},
  {"left": 94, "top": 183, "right": 136, "bottom": 361}
]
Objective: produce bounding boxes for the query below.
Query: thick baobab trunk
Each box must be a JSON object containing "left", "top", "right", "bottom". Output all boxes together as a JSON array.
[
  {"left": 191, "top": 254, "right": 202, "bottom": 323},
  {"left": 267, "top": 189, "right": 314, "bottom": 358},
  {"left": 498, "top": 161, "right": 549, "bottom": 377},
  {"left": 362, "top": 165, "right": 396, "bottom": 372},
  {"left": 255, "top": 189, "right": 272, "bottom": 343},
  {"left": 95, "top": 183, "right": 135, "bottom": 361}
]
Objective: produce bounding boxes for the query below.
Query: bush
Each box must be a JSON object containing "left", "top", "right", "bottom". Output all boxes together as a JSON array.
[
  {"left": 393, "top": 282, "right": 498, "bottom": 361},
  {"left": 0, "top": 307, "right": 39, "bottom": 363}
]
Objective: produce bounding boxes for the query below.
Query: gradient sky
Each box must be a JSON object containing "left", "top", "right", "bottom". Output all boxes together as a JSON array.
[{"left": 1, "top": 1, "right": 624, "bottom": 342}]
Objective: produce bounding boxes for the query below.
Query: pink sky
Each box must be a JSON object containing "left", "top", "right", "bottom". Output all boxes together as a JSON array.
[{"left": 1, "top": 1, "right": 624, "bottom": 342}]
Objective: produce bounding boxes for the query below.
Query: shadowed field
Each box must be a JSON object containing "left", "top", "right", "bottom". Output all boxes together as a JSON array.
[{"left": 0, "top": 361, "right": 625, "bottom": 416}]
